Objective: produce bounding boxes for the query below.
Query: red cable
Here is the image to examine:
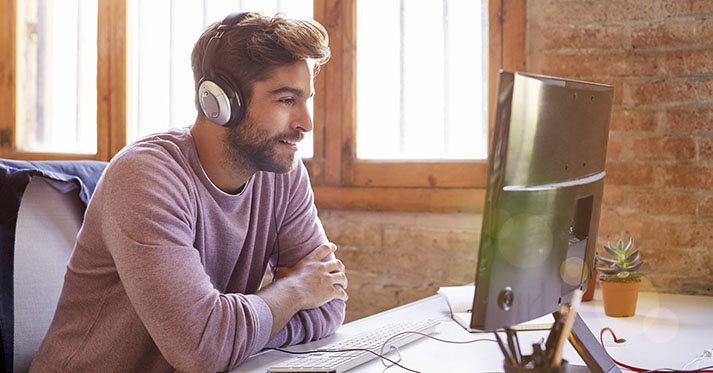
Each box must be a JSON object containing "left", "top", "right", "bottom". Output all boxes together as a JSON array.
[{"left": 599, "top": 327, "right": 713, "bottom": 373}]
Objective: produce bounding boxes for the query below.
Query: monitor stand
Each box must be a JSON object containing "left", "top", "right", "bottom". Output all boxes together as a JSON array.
[{"left": 567, "top": 313, "right": 622, "bottom": 373}]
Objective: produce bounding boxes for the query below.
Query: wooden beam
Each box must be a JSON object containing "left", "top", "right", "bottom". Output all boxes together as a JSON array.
[
  {"left": 488, "top": 0, "right": 526, "bottom": 145},
  {"left": 0, "top": 0, "right": 17, "bottom": 157},
  {"left": 318, "top": 0, "right": 347, "bottom": 186},
  {"left": 351, "top": 160, "right": 488, "bottom": 188},
  {"left": 314, "top": 186, "right": 486, "bottom": 213},
  {"left": 98, "top": 0, "right": 128, "bottom": 160}
]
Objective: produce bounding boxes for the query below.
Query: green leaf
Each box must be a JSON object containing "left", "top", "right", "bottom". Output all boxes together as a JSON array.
[
  {"left": 597, "top": 267, "right": 619, "bottom": 275},
  {"left": 628, "top": 260, "right": 643, "bottom": 272},
  {"left": 624, "top": 237, "right": 634, "bottom": 253},
  {"left": 596, "top": 255, "right": 617, "bottom": 265},
  {"left": 624, "top": 250, "right": 640, "bottom": 265},
  {"left": 602, "top": 244, "right": 618, "bottom": 258}
]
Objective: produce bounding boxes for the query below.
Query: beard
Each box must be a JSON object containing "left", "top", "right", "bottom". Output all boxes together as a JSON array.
[{"left": 223, "top": 113, "right": 303, "bottom": 175}]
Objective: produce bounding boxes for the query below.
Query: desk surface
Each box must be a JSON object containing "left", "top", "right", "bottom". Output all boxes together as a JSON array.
[{"left": 233, "top": 290, "right": 713, "bottom": 372}]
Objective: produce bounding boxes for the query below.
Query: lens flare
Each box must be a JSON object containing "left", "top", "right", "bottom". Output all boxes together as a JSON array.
[
  {"left": 497, "top": 213, "right": 553, "bottom": 268},
  {"left": 561, "top": 257, "right": 589, "bottom": 286}
]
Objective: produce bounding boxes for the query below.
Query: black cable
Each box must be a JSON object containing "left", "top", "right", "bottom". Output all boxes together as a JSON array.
[
  {"left": 269, "top": 330, "right": 498, "bottom": 373},
  {"left": 268, "top": 347, "right": 419, "bottom": 372},
  {"left": 271, "top": 173, "right": 281, "bottom": 282}
]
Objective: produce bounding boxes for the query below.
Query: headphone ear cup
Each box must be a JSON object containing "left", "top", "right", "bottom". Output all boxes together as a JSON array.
[{"left": 198, "top": 74, "right": 244, "bottom": 126}]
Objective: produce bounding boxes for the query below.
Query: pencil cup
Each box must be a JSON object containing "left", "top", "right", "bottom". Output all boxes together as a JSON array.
[{"left": 504, "top": 357, "right": 569, "bottom": 372}]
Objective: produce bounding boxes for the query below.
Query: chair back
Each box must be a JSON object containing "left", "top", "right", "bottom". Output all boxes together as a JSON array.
[{"left": 13, "top": 177, "right": 84, "bottom": 372}]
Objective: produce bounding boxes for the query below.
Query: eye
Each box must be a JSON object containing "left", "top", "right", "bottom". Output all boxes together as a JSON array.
[{"left": 279, "top": 98, "right": 295, "bottom": 105}]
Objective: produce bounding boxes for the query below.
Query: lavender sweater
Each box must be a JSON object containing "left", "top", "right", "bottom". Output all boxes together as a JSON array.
[{"left": 30, "top": 128, "right": 345, "bottom": 372}]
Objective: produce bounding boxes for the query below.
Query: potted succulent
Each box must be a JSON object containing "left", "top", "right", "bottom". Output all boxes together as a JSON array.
[{"left": 596, "top": 238, "right": 644, "bottom": 317}]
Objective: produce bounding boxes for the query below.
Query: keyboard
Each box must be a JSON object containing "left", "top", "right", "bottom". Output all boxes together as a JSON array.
[{"left": 267, "top": 320, "right": 439, "bottom": 373}]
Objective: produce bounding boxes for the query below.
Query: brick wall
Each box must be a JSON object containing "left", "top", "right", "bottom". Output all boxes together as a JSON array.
[
  {"left": 527, "top": 0, "right": 713, "bottom": 295},
  {"left": 321, "top": 0, "right": 713, "bottom": 323},
  {"left": 319, "top": 211, "right": 481, "bottom": 322}
]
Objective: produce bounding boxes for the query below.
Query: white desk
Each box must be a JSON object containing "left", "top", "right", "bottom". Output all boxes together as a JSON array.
[{"left": 233, "top": 290, "right": 713, "bottom": 372}]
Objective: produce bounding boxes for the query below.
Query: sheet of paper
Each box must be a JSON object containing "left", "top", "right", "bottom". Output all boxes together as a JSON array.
[
  {"left": 437, "top": 285, "right": 475, "bottom": 314},
  {"left": 438, "top": 285, "right": 554, "bottom": 332}
]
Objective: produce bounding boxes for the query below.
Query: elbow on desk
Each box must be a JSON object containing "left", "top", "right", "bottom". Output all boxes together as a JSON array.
[
  {"left": 157, "top": 296, "right": 271, "bottom": 372},
  {"left": 162, "top": 338, "right": 255, "bottom": 373}
]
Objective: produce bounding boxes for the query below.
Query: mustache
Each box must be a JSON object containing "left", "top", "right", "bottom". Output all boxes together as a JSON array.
[{"left": 277, "top": 131, "right": 304, "bottom": 143}]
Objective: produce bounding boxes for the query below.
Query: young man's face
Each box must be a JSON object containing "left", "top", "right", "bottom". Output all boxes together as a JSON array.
[{"left": 224, "top": 59, "right": 315, "bottom": 174}]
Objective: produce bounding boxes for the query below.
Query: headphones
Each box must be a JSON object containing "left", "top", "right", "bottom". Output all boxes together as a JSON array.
[{"left": 198, "top": 12, "right": 250, "bottom": 127}]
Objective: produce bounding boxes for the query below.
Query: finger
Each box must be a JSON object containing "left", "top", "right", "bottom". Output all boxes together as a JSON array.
[
  {"left": 330, "top": 272, "right": 348, "bottom": 289},
  {"left": 336, "top": 288, "right": 349, "bottom": 302},
  {"left": 322, "top": 259, "right": 345, "bottom": 273},
  {"left": 309, "top": 242, "right": 337, "bottom": 261}
]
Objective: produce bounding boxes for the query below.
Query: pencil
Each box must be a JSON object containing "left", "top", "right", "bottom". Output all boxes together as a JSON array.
[
  {"left": 493, "top": 331, "right": 517, "bottom": 366},
  {"left": 551, "top": 289, "right": 583, "bottom": 366}
]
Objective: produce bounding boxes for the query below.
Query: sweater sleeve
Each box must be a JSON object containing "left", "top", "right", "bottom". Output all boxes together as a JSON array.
[
  {"left": 95, "top": 145, "right": 272, "bottom": 373},
  {"left": 263, "top": 160, "right": 346, "bottom": 348}
]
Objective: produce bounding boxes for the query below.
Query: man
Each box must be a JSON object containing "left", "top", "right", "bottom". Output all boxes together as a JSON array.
[{"left": 31, "top": 12, "right": 347, "bottom": 372}]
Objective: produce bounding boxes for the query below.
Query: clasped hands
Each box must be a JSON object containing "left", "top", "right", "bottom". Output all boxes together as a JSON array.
[{"left": 273, "top": 242, "right": 348, "bottom": 310}]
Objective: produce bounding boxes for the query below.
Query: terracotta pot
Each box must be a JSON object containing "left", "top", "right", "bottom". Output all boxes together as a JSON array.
[
  {"left": 600, "top": 280, "right": 641, "bottom": 317},
  {"left": 582, "top": 269, "right": 598, "bottom": 301}
]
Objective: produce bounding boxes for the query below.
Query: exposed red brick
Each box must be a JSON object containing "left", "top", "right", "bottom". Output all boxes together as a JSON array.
[
  {"left": 662, "top": 165, "right": 713, "bottom": 189},
  {"left": 597, "top": 79, "right": 625, "bottom": 105},
  {"left": 627, "top": 79, "right": 696, "bottom": 105},
  {"left": 602, "top": 185, "right": 625, "bottom": 206},
  {"left": 701, "top": 138, "right": 713, "bottom": 160},
  {"left": 632, "top": 22, "right": 697, "bottom": 48},
  {"left": 700, "top": 196, "right": 713, "bottom": 217},
  {"left": 322, "top": 219, "right": 383, "bottom": 248},
  {"left": 605, "top": 162, "right": 655, "bottom": 185},
  {"left": 529, "top": 0, "right": 655, "bottom": 24},
  {"left": 533, "top": 25, "right": 629, "bottom": 51},
  {"left": 609, "top": 109, "right": 658, "bottom": 132},
  {"left": 697, "top": 18, "right": 713, "bottom": 42},
  {"left": 632, "top": 136, "right": 696, "bottom": 161},
  {"left": 663, "top": 49, "right": 713, "bottom": 75},
  {"left": 661, "top": 0, "right": 713, "bottom": 18},
  {"left": 383, "top": 226, "right": 479, "bottom": 258},
  {"left": 628, "top": 188, "right": 698, "bottom": 216},
  {"left": 537, "top": 52, "right": 660, "bottom": 79},
  {"left": 597, "top": 211, "right": 659, "bottom": 245},
  {"left": 669, "top": 222, "right": 713, "bottom": 247},
  {"left": 605, "top": 135, "right": 624, "bottom": 160},
  {"left": 700, "top": 79, "right": 713, "bottom": 100},
  {"left": 666, "top": 108, "right": 713, "bottom": 133}
]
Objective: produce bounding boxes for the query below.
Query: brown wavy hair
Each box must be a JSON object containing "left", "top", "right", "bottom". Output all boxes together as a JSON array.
[{"left": 191, "top": 12, "right": 331, "bottom": 116}]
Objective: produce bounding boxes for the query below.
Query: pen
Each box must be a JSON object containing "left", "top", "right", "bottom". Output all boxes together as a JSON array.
[
  {"left": 505, "top": 328, "right": 522, "bottom": 365},
  {"left": 551, "top": 289, "right": 583, "bottom": 366},
  {"left": 493, "top": 331, "right": 517, "bottom": 366},
  {"left": 545, "top": 304, "right": 568, "bottom": 361}
]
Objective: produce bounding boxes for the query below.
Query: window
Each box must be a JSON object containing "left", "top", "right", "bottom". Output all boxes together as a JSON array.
[
  {"left": 1, "top": 0, "right": 525, "bottom": 213},
  {"left": 16, "top": 0, "right": 98, "bottom": 154},
  {"left": 307, "top": 0, "right": 525, "bottom": 212},
  {"left": 356, "top": 0, "right": 487, "bottom": 160}
]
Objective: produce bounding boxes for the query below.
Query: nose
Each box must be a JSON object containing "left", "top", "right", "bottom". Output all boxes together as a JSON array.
[{"left": 293, "top": 101, "right": 313, "bottom": 133}]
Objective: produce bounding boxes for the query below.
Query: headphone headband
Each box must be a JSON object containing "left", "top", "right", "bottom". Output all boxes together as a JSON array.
[{"left": 201, "top": 12, "right": 250, "bottom": 80}]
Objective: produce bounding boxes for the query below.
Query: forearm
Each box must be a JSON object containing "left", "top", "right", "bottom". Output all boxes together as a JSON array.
[
  {"left": 256, "top": 279, "right": 305, "bottom": 339},
  {"left": 264, "top": 299, "right": 346, "bottom": 348},
  {"left": 257, "top": 243, "right": 348, "bottom": 344}
]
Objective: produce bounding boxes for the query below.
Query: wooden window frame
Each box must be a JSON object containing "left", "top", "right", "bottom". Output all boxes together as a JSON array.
[
  {"left": 0, "top": 0, "right": 127, "bottom": 161},
  {"left": 308, "top": 0, "right": 525, "bottom": 213},
  {"left": 1, "top": 0, "right": 524, "bottom": 213}
]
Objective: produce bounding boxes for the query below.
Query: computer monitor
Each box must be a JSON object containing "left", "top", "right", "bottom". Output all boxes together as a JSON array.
[
  {"left": 468, "top": 71, "right": 620, "bottom": 371},
  {"left": 470, "top": 71, "right": 612, "bottom": 330}
]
